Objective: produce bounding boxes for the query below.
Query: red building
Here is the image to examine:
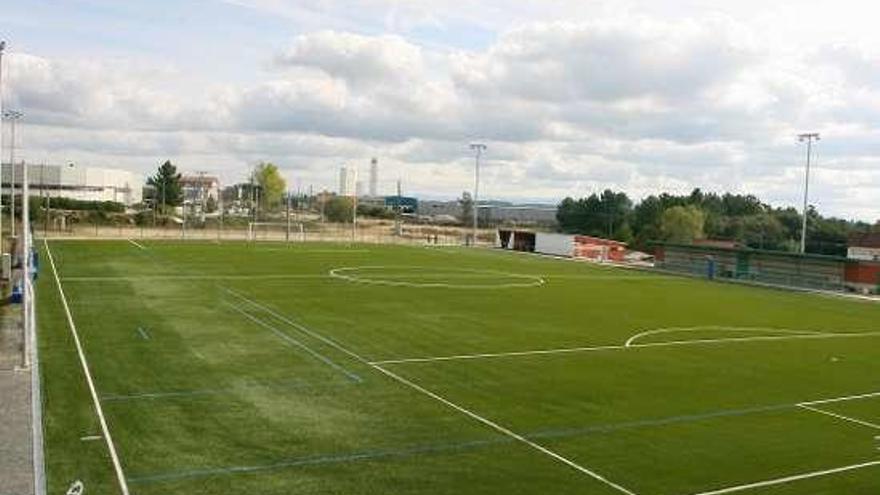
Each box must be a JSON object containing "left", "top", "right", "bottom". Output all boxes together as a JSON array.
[{"left": 573, "top": 235, "right": 627, "bottom": 262}]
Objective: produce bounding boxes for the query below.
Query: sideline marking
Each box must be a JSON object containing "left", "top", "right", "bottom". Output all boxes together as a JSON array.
[
  {"left": 328, "top": 265, "right": 545, "bottom": 289},
  {"left": 222, "top": 287, "right": 633, "bottom": 493},
  {"left": 127, "top": 239, "right": 146, "bottom": 250},
  {"left": 45, "top": 240, "right": 131, "bottom": 495},
  {"left": 373, "top": 331, "right": 880, "bottom": 365},
  {"left": 223, "top": 301, "right": 362, "bottom": 383},
  {"left": 798, "top": 404, "right": 880, "bottom": 430},
  {"left": 80, "top": 435, "right": 102, "bottom": 442},
  {"left": 690, "top": 459, "right": 880, "bottom": 495},
  {"left": 624, "top": 326, "right": 828, "bottom": 347}
]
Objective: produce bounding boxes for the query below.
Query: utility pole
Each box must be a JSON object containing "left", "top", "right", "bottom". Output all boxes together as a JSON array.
[
  {"left": 469, "top": 143, "right": 486, "bottom": 246},
  {"left": 351, "top": 166, "right": 358, "bottom": 243},
  {"left": 797, "top": 133, "right": 820, "bottom": 254},
  {"left": 395, "top": 179, "right": 402, "bottom": 237},
  {"left": 4, "top": 110, "right": 23, "bottom": 239},
  {"left": 285, "top": 190, "right": 291, "bottom": 243}
]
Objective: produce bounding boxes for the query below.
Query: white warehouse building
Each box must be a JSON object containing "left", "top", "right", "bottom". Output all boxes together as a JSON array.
[{"left": 1, "top": 163, "right": 142, "bottom": 206}]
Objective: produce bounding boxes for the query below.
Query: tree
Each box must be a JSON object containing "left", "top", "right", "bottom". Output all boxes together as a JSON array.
[
  {"left": 251, "top": 162, "right": 286, "bottom": 211},
  {"left": 556, "top": 190, "right": 632, "bottom": 240},
  {"left": 325, "top": 196, "right": 354, "bottom": 223},
  {"left": 459, "top": 191, "right": 473, "bottom": 224},
  {"left": 205, "top": 195, "right": 218, "bottom": 214},
  {"left": 147, "top": 160, "right": 182, "bottom": 211},
  {"left": 661, "top": 205, "right": 705, "bottom": 243}
]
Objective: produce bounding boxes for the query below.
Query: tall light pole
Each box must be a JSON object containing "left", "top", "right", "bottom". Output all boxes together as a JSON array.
[
  {"left": 469, "top": 143, "right": 486, "bottom": 245},
  {"left": 797, "top": 133, "right": 820, "bottom": 254},
  {"left": 0, "top": 41, "right": 6, "bottom": 247},
  {"left": 4, "top": 110, "right": 23, "bottom": 239}
]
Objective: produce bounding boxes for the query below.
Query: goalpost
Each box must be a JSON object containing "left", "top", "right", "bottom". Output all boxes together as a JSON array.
[{"left": 247, "top": 222, "right": 306, "bottom": 242}]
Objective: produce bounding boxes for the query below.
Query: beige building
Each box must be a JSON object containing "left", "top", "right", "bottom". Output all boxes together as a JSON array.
[{"left": 1, "top": 163, "right": 142, "bottom": 205}]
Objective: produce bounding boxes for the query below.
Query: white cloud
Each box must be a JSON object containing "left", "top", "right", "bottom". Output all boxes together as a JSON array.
[{"left": 4, "top": 7, "right": 880, "bottom": 221}]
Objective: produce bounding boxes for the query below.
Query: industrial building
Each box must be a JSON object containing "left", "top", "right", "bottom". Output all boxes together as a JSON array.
[
  {"left": 419, "top": 200, "right": 557, "bottom": 225},
  {"left": 1, "top": 162, "right": 142, "bottom": 206},
  {"left": 369, "top": 158, "right": 379, "bottom": 197}
]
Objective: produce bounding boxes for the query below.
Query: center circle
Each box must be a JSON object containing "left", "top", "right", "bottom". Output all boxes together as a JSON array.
[{"left": 328, "top": 266, "right": 545, "bottom": 289}]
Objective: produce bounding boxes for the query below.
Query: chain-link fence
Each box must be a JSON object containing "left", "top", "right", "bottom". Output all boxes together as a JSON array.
[{"left": 36, "top": 215, "right": 498, "bottom": 247}]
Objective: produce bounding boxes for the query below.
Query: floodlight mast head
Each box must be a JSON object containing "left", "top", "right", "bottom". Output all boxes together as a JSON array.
[
  {"left": 469, "top": 142, "right": 487, "bottom": 245},
  {"left": 796, "top": 132, "right": 820, "bottom": 254}
]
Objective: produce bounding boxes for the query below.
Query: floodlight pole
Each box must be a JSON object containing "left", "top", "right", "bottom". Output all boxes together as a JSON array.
[
  {"left": 5, "top": 110, "right": 23, "bottom": 239},
  {"left": 797, "top": 133, "right": 820, "bottom": 254},
  {"left": 21, "top": 155, "right": 29, "bottom": 369},
  {"left": 0, "top": 41, "right": 6, "bottom": 248},
  {"left": 469, "top": 143, "right": 486, "bottom": 246}
]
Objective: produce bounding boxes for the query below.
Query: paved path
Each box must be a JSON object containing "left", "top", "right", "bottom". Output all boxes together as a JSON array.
[{"left": 0, "top": 304, "right": 34, "bottom": 495}]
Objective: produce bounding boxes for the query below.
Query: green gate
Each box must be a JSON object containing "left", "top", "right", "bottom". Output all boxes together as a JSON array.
[{"left": 735, "top": 252, "right": 750, "bottom": 279}]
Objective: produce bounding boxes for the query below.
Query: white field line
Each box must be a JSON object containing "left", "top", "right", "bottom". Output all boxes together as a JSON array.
[
  {"left": 45, "top": 240, "right": 131, "bottom": 495},
  {"left": 624, "top": 326, "right": 829, "bottom": 347},
  {"left": 221, "top": 287, "right": 370, "bottom": 365},
  {"left": 800, "top": 391, "right": 880, "bottom": 406},
  {"left": 223, "top": 287, "right": 633, "bottom": 492},
  {"left": 61, "top": 274, "right": 328, "bottom": 282},
  {"left": 127, "top": 239, "right": 146, "bottom": 250},
  {"left": 373, "top": 331, "right": 880, "bottom": 365},
  {"left": 253, "top": 248, "right": 371, "bottom": 253},
  {"left": 328, "top": 265, "right": 545, "bottom": 289},
  {"left": 372, "top": 363, "right": 637, "bottom": 495},
  {"left": 797, "top": 404, "right": 880, "bottom": 430},
  {"left": 689, "top": 459, "right": 880, "bottom": 495},
  {"left": 223, "top": 301, "right": 362, "bottom": 383}
]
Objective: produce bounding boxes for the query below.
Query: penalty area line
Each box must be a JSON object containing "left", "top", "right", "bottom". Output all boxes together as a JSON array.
[
  {"left": 45, "top": 240, "right": 131, "bottom": 495},
  {"left": 371, "top": 363, "right": 638, "bottom": 495},
  {"left": 220, "top": 287, "right": 635, "bottom": 494},
  {"left": 797, "top": 404, "right": 880, "bottom": 430},
  {"left": 689, "top": 459, "right": 880, "bottom": 495},
  {"left": 372, "top": 331, "right": 880, "bottom": 365}
]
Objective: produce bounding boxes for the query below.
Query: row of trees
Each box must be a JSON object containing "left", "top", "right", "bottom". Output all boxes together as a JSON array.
[
  {"left": 557, "top": 188, "right": 878, "bottom": 256},
  {"left": 145, "top": 160, "right": 287, "bottom": 212}
]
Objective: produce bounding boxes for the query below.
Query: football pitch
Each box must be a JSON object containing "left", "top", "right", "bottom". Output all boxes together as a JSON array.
[{"left": 37, "top": 240, "right": 880, "bottom": 495}]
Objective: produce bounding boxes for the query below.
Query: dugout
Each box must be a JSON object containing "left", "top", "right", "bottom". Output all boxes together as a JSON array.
[
  {"left": 497, "top": 229, "right": 537, "bottom": 252},
  {"left": 654, "top": 242, "right": 848, "bottom": 291}
]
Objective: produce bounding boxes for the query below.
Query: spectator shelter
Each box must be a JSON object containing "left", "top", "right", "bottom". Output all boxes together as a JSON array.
[{"left": 655, "top": 242, "right": 879, "bottom": 294}]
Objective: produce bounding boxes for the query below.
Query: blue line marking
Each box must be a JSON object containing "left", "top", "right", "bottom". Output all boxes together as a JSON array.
[{"left": 127, "top": 402, "right": 801, "bottom": 485}]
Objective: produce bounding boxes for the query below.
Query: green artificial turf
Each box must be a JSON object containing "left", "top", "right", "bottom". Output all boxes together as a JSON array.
[{"left": 36, "top": 240, "right": 880, "bottom": 494}]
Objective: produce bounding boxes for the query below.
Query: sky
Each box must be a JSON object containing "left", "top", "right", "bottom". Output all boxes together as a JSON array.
[{"left": 1, "top": 0, "right": 879, "bottom": 221}]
